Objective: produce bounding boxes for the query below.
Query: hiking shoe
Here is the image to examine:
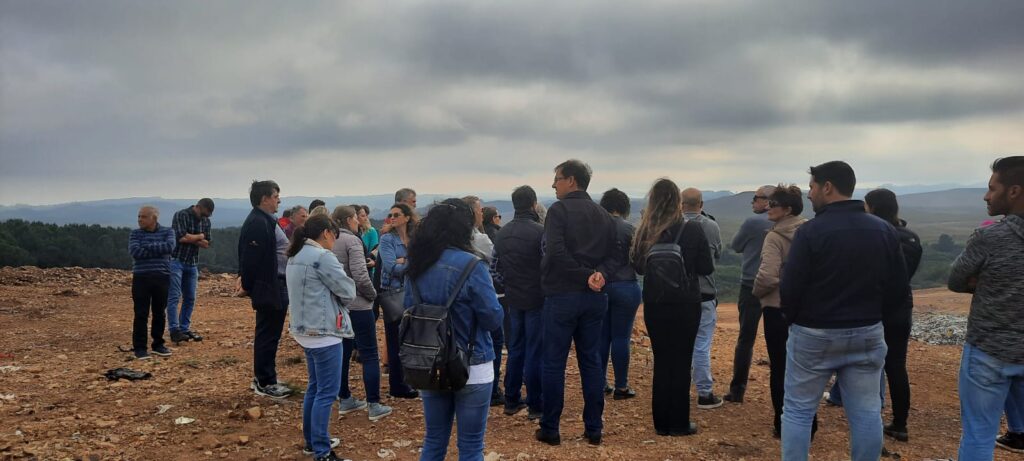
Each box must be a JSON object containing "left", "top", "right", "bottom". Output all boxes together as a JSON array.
[
  {"left": 697, "top": 393, "right": 723, "bottom": 409},
  {"left": 313, "top": 451, "right": 352, "bottom": 461},
  {"left": 527, "top": 407, "right": 543, "bottom": 421},
  {"left": 253, "top": 380, "right": 292, "bottom": 399},
  {"left": 170, "top": 331, "right": 188, "bottom": 343},
  {"left": 337, "top": 396, "right": 367, "bottom": 414},
  {"left": 723, "top": 392, "right": 743, "bottom": 404},
  {"left": 490, "top": 392, "right": 505, "bottom": 407},
  {"left": 504, "top": 402, "right": 527, "bottom": 416},
  {"left": 613, "top": 388, "right": 636, "bottom": 400},
  {"left": 367, "top": 402, "right": 393, "bottom": 421},
  {"left": 302, "top": 437, "right": 340, "bottom": 455},
  {"left": 151, "top": 345, "right": 172, "bottom": 357},
  {"left": 997, "top": 432, "right": 1024, "bottom": 453},
  {"left": 604, "top": 385, "right": 614, "bottom": 395},
  {"left": 883, "top": 423, "right": 909, "bottom": 442},
  {"left": 582, "top": 431, "right": 602, "bottom": 445},
  {"left": 535, "top": 429, "right": 560, "bottom": 446},
  {"left": 184, "top": 330, "right": 203, "bottom": 341},
  {"left": 134, "top": 350, "right": 151, "bottom": 360}
]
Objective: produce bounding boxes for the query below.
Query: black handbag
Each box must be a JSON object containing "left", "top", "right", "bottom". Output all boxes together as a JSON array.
[{"left": 379, "top": 287, "right": 406, "bottom": 323}]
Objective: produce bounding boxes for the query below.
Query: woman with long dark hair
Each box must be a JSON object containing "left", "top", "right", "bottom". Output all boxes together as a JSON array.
[
  {"left": 482, "top": 206, "right": 501, "bottom": 241},
  {"left": 285, "top": 215, "right": 356, "bottom": 461},
  {"left": 599, "top": 188, "right": 643, "bottom": 399},
  {"left": 378, "top": 202, "right": 419, "bottom": 398},
  {"left": 330, "top": 206, "right": 392, "bottom": 422},
  {"left": 405, "top": 199, "right": 504, "bottom": 461},
  {"left": 630, "top": 178, "right": 713, "bottom": 436}
]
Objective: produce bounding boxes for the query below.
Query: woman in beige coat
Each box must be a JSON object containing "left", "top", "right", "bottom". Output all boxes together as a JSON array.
[{"left": 752, "top": 184, "right": 816, "bottom": 439}]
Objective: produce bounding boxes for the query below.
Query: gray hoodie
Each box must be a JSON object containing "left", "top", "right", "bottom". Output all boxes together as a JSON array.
[{"left": 948, "top": 214, "right": 1024, "bottom": 364}]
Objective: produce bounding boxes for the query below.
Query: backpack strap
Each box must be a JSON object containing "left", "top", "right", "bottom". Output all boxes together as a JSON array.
[{"left": 673, "top": 220, "right": 688, "bottom": 245}]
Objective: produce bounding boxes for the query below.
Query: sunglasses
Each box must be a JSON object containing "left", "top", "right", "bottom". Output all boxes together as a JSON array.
[
  {"left": 768, "top": 200, "right": 782, "bottom": 208},
  {"left": 388, "top": 213, "right": 404, "bottom": 218},
  {"left": 752, "top": 195, "right": 768, "bottom": 203}
]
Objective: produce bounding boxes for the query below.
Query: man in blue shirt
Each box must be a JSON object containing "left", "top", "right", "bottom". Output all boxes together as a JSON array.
[{"left": 128, "top": 206, "right": 176, "bottom": 360}]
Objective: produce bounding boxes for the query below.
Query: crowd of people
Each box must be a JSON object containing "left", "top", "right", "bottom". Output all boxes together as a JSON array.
[{"left": 125, "top": 156, "right": 1024, "bottom": 461}]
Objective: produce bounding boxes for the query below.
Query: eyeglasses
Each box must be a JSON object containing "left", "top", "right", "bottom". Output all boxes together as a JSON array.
[
  {"left": 388, "top": 213, "right": 403, "bottom": 218},
  {"left": 496, "top": 215, "right": 502, "bottom": 219},
  {"left": 752, "top": 195, "right": 768, "bottom": 203}
]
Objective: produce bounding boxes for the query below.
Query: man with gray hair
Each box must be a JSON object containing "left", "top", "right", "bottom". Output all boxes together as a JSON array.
[
  {"left": 681, "top": 188, "right": 723, "bottom": 410},
  {"left": 128, "top": 206, "right": 176, "bottom": 360},
  {"left": 725, "top": 185, "right": 776, "bottom": 403}
]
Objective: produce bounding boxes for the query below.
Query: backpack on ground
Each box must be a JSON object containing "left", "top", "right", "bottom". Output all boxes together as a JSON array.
[
  {"left": 398, "top": 256, "right": 480, "bottom": 391},
  {"left": 644, "top": 222, "right": 692, "bottom": 303}
]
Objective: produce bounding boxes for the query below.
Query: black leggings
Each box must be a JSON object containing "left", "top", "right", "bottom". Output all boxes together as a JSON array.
[
  {"left": 884, "top": 313, "right": 911, "bottom": 428},
  {"left": 763, "top": 308, "right": 818, "bottom": 435},
  {"left": 644, "top": 301, "right": 701, "bottom": 433}
]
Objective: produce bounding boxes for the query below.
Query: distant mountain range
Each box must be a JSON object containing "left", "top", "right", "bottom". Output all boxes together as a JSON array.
[{"left": 0, "top": 188, "right": 992, "bottom": 242}]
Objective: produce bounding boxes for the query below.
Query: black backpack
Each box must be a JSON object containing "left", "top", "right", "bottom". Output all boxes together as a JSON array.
[
  {"left": 398, "top": 256, "right": 480, "bottom": 391},
  {"left": 644, "top": 222, "right": 692, "bottom": 302}
]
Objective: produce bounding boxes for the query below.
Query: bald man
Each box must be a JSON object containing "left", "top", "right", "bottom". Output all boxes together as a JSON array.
[
  {"left": 725, "top": 185, "right": 777, "bottom": 403},
  {"left": 681, "top": 188, "right": 723, "bottom": 409},
  {"left": 128, "top": 206, "right": 177, "bottom": 360}
]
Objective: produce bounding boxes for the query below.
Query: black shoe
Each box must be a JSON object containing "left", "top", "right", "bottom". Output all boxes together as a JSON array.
[
  {"left": 313, "top": 451, "right": 352, "bottom": 461},
  {"left": 134, "top": 350, "right": 151, "bottom": 360},
  {"left": 170, "top": 331, "right": 188, "bottom": 344},
  {"left": 184, "top": 330, "right": 203, "bottom": 341},
  {"left": 604, "top": 385, "right": 613, "bottom": 395},
  {"left": 672, "top": 422, "right": 698, "bottom": 436},
  {"left": 252, "top": 378, "right": 292, "bottom": 399},
  {"left": 612, "top": 387, "right": 636, "bottom": 400},
  {"left": 697, "top": 393, "right": 723, "bottom": 409},
  {"left": 723, "top": 392, "right": 743, "bottom": 404},
  {"left": 490, "top": 392, "right": 506, "bottom": 407},
  {"left": 535, "top": 429, "right": 560, "bottom": 446},
  {"left": 526, "top": 408, "right": 543, "bottom": 421},
  {"left": 303, "top": 438, "right": 341, "bottom": 455},
  {"left": 582, "top": 431, "right": 601, "bottom": 445},
  {"left": 773, "top": 426, "right": 781, "bottom": 439},
  {"left": 504, "top": 402, "right": 527, "bottom": 416},
  {"left": 996, "top": 431, "right": 1024, "bottom": 453},
  {"left": 883, "top": 423, "right": 909, "bottom": 442},
  {"left": 389, "top": 389, "right": 419, "bottom": 399},
  {"left": 151, "top": 345, "right": 172, "bottom": 357}
]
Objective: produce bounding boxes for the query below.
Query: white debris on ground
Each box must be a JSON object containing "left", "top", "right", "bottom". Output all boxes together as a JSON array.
[{"left": 911, "top": 312, "right": 968, "bottom": 345}]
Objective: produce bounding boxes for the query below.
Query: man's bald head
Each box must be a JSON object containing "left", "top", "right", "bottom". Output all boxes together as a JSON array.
[
  {"left": 680, "top": 188, "right": 703, "bottom": 212},
  {"left": 752, "top": 185, "right": 776, "bottom": 214},
  {"left": 137, "top": 206, "right": 159, "bottom": 231}
]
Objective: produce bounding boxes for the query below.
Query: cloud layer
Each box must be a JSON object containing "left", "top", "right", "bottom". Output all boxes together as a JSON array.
[{"left": 2, "top": 0, "right": 1022, "bottom": 204}]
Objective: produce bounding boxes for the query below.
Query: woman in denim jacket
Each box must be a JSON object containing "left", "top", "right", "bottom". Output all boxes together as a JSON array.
[
  {"left": 405, "top": 198, "right": 504, "bottom": 461},
  {"left": 285, "top": 215, "right": 357, "bottom": 461},
  {"left": 379, "top": 202, "right": 420, "bottom": 398}
]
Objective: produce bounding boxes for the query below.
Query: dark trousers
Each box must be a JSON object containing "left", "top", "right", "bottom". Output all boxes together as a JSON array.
[
  {"left": 384, "top": 318, "right": 415, "bottom": 395},
  {"left": 729, "top": 284, "right": 764, "bottom": 397},
  {"left": 540, "top": 292, "right": 608, "bottom": 434},
  {"left": 253, "top": 280, "right": 288, "bottom": 387},
  {"left": 601, "top": 281, "right": 642, "bottom": 390},
  {"left": 764, "top": 307, "right": 818, "bottom": 435},
  {"left": 644, "top": 300, "right": 701, "bottom": 434},
  {"left": 340, "top": 309, "right": 382, "bottom": 403},
  {"left": 505, "top": 307, "right": 544, "bottom": 411},
  {"left": 491, "top": 297, "right": 508, "bottom": 396},
  {"left": 131, "top": 273, "right": 169, "bottom": 352},
  {"left": 883, "top": 312, "right": 911, "bottom": 428}
]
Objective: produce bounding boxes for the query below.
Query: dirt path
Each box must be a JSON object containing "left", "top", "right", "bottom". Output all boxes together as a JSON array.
[{"left": 0, "top": 267, "right": 1009, "bottom": 460}]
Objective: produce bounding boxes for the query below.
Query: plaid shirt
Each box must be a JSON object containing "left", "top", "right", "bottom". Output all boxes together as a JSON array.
[{"left": 171, "top": 206, "right": 211, "bottom": 265}]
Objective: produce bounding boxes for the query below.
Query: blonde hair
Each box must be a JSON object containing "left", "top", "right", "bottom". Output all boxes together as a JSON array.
[{"left": 630, "top": 178, "right": 682, "bottom": 272}]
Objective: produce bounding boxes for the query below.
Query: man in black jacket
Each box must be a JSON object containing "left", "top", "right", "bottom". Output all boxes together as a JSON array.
[
  {"left": 779, "top": 161, "right": 908, "bottom": 461},
  {"left": 535, "top": 160, "right": 616, "bottom": 446},
  {"left": 238, "top": 180, "right": 293, "bottom": 399},
  {"left": 491, "top": 185, "right": 545, "bottom": 420}
]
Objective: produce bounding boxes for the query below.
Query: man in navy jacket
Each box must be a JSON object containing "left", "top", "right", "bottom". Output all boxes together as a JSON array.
[
  {"left": 238, "top": 180, "right": 293, "bottom": 400},
  {"left": 779, "top": 161, "right": 908, "bottom": 461}
]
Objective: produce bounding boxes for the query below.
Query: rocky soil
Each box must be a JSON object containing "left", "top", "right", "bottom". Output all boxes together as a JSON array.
[{"left": 0, "top": 268, "right": 1012, "bottom": 460}]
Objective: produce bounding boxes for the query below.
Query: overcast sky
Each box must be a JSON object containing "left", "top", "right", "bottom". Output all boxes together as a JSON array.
[{"left": 1, "top": 1, "right": 1022, "bottom": 205}]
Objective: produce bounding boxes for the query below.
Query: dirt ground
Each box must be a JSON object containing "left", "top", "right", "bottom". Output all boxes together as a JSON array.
[{"left": 0, "top": 267, "right": 1014, "bottom": 460}]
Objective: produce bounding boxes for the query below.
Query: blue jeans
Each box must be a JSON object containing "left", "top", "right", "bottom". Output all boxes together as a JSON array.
[
  {"left": 691, "top": 298, "right": 717, "bottom": 396},
  {"left": 504, "top": 307, "right": 544, "bottom": 411},
  {"left": 958, "top": 343, "right": 1024, "bottom": 460},
  {"left": 420, "top": 382, "right": 492, "bottom": 461},
  {"left": 340, "top": 309, "right": 381, "bottom": 403},
  {"left": 1008, "top": 388, "right": 1024, "bottom": 433},
  {"left": 827, "top": 373, "right": 885, "bottom": 408},
  {"left": 601, "top": 281, "right": 642, "bottom": 390},
  {"left": 782, "top": 323, "right": 887, "bottom": 461},
  {"left": 540, "top": 292, "right": 607, "bottom": 434},
  {"left": 166, "top": 260, "right": 198, "bottom": 333},
  {"left": 302, "top": 342, "right": 343, "bottom": 458}
]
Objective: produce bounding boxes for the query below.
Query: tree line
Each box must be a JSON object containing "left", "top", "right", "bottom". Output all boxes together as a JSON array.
[{"left": 0, "top": 219, "right": 963, "bottom": 302}]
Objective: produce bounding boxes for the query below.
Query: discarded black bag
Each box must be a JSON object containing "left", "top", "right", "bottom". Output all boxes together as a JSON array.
[{"left": 104, "top": 367, "right": 152, "bottom": 381}]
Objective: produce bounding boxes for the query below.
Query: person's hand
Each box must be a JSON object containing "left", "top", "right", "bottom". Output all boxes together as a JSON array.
[
  {"left": 588, "top": 272, "right": 606, "bottom": 292},
  {"left": 366, "top": 259, "right": 376, "bottom": 268},
  {"left": 235, "top": 276, "right": 248, "bottom": 297},
  {"left": 380, "top": 222, "right": 393, "bottom": 234},
  {"left": 396, "top": 257, "right": 406, "bottom": 265},
  {"left": 196, "top": 239, "right": 210, "bottom": 249}
]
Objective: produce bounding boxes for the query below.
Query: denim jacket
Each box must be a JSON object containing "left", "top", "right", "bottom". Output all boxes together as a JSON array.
[
  {"left": 286, "top": 241, "right": 356, "bottom": 339},
  {"left": 404, "top": 248, "right": 504, "bottom": 366},
  {"left": 379, "top": 232, "right": 408, "bottom": 290}
]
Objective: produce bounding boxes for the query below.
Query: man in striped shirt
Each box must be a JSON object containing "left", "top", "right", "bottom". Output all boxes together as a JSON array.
[
  {"left": 167, "top": 198, "right": 215, "bottom": 343},
  {"left": 129, "top": 206, "right": 176, "bottom": 360}
]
